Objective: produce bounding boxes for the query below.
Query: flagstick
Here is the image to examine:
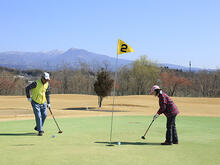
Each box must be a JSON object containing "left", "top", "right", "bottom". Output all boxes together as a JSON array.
[
  {"left": 109, "top": 54, "right": 119, "bottom": 144},
  {"left": 108, "top": 39, "right": 134, "bottom": 145}
]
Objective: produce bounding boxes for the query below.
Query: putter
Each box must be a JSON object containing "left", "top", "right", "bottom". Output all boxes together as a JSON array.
[
  {"left": 48, "top": 107, "right": 63, "bottom": 134},
  {"left": 141, "top": 119, "right": 155, "bottom": 140}
]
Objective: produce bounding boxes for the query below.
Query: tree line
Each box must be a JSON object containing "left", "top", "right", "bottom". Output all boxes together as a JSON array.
[{"left": 0, "top": 56, "right": 220, "bottom": 97}]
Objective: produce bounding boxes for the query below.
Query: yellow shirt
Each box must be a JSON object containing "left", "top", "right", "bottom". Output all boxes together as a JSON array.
[{"left": 31, "top": 80, "right": 49, "bottom": 104}]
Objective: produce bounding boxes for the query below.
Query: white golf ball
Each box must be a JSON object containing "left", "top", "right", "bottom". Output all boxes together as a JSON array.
[
  {"left": 117, "top": 142, "right": 121, "bottom": 145},
  {"left": 52, "top": 135, "right": 55, "bottom": 138}
]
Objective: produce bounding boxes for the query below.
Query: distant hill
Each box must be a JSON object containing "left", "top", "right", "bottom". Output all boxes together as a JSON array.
[
  {"left": 159, "top": 63, "right": 216, "bottom": 72},
  {"left": 0, "top": 48, "right": 214, "bottom": 72},
  {"left": 0, "top": 48, "right": 132, "bottom": 71}
]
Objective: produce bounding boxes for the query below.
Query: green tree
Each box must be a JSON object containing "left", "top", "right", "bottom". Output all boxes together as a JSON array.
[
  {"left": 131, "top": 56, "right": 160, "bottom": 95},
  {"left": 94, "top": 68, "right": 113, "bottom": 107}
]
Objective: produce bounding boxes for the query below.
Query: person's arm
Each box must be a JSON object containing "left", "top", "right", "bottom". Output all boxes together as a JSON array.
[
  {"left": 157, "top": 103, "right": 167, "bottom": 115},
  {"left": 157, "top": 96, "right": 167, "bottom": 115},
  {"left": 25, "top": 82, "right": 37, "bottom": 98},
  {"left": 45, "top": 84, "right": 50, "bottom": 104}
]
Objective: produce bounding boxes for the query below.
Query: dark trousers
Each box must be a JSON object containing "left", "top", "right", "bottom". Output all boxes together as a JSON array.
[{"left": 166, "top": 115, "right": 178, "bottom": 143}]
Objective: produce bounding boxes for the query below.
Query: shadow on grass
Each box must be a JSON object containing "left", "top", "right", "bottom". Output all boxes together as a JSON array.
[
  {"left": 0, "top": 132, "right": 36, "bottom": 136},
  {"left": 12, "top": 144, "right": 35, "bottom": 146},
  {"left": 95, "top": 141, "right": 161, "bottom": 146},
  {"left": 63, "top": 107, "right": 127, "bottom": 112}
]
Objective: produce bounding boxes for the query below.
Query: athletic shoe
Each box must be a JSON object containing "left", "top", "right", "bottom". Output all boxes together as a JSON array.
[
  {"left": 38, "top": 131, "right": 44, "bottom": 136},
  {"left": 173, "top": 141, "right": 178, "bottom": 144},
  {"left": 161, "top": 142, "right": 172, "bottom": 145},
  {"left": 34, "top": 126, "right": 44, "bottom": 133}
]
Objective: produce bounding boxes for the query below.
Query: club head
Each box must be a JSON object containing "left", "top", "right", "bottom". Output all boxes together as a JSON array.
[
  {"left": 141, "top": 136, "right": 145, "bottom": 140},
  {"left": 58, "top": 130, "right": 63, "bottom": 134}
]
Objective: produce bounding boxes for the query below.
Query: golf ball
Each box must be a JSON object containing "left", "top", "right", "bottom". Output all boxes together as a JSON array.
[
  {"left": 117, "top": 142, "right": 121, "bottom": 145},
  {"left": 52, "top": 135, "right": 55, "bottom": 138}
]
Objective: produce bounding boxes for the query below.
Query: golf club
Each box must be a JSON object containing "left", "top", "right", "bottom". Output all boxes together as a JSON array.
[
  {"left": 141, "top": 119, "right": 155, "bottom": 140},
  {"left": 48, "top": 107, "right": 63, "bottom": 134}
]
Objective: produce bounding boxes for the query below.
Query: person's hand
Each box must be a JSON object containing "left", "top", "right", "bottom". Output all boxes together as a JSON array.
[
  {"left": 27, "top": 98, "right": 32, "bottom": 102},
  {"left": 47, "top": 104, "right": 51, "bottom": 109},
  {"left": 153, "top": 113, "right": 159, "bottom": 120}
]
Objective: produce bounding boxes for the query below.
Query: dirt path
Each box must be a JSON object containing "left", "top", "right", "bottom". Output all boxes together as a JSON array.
[{"left": 0, "top": 94, "right": 219, "bottom": 121}]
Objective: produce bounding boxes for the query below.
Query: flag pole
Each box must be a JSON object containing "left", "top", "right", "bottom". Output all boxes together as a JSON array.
[
  {"left": 109, "top": 39, "right": 134, "bottom": 145},
  {"left": 109, "top": 52, "right": 119, "bottom": 144}
]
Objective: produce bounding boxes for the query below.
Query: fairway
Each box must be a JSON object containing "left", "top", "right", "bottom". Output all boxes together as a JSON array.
[{"left": 0, "top": 116, "right": 220, "bottom": 165}]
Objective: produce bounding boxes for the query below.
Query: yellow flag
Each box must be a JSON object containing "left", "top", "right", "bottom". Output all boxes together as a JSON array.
[{"left": 117, "top": 39, "right": 134, "bottom": 55}]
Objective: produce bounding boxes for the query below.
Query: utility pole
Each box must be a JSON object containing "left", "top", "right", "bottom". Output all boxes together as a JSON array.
[{"left": 189, "top": 60, "right": 191, "bottom": 72}]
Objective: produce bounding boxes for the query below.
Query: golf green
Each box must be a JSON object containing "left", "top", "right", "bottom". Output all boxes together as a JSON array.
[{"left": 0, "top": 116, "right": 219, "bottom": 165}]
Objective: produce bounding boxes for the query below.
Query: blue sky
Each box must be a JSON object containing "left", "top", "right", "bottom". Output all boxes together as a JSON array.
[{"left": 0, "top": 0, "right": 219, "bottom": 69}]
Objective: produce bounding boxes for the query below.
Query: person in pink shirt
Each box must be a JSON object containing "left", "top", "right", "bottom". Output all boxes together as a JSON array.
[{"left": 150, "top": 85, "right": 179, "bottom": 145}]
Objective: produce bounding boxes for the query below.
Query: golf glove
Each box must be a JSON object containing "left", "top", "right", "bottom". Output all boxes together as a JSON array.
[
  {"left": 47, "top": 104, "right": 51, "bottom": 109},
  {"left": 28, "top": 98, "right": 32, "bottom": 102},
  {"left": 153, "top": 114, "right": 159, "bottom": 120}
]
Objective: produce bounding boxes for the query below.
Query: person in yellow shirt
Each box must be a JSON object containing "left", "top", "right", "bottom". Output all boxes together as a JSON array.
[{"left": 26, "top": 72, "right": 50, "bottom": 136}]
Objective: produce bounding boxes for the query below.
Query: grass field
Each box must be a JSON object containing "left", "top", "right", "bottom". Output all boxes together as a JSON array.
[
  {"left": 0, "top": 116, "right": 220, "bottom": 165},
  {"left": 0, "top": 94, "right": 220, "bottom": 165}
]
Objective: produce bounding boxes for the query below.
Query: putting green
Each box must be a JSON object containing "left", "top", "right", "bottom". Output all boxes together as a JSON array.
[{"left": 0, "top": 116, "right": 219, "bottom": 165}]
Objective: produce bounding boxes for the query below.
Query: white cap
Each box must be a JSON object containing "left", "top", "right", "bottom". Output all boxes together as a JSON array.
[{"left": 42, "top": 72, "right": 50, "bottom": 80}]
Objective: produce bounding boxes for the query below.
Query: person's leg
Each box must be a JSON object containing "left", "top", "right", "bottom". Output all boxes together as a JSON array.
[
  {"left": 40, "top": 103, "right": 47, "bottom": 128},
  {"left": 165, "top": 116, "right": 173, "bottom": 143},
  {"left": 172, "top": 115, "right": 178, "bottom": 144},
  {"left": 31, "top": 101, "right": 43, "bottom": 132}
]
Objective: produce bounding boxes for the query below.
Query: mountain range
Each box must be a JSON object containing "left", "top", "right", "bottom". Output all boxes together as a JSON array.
[
  {"left": 0, "top": 48, "right": 213, "bottom": 72},
  {"left": 0, "top": 48, "right": 133, "bottom": 71}
]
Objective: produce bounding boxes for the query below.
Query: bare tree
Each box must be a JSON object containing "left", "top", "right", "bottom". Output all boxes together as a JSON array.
[
  {"left": 117, "top": 66, "right": 131, "bottom": 95},
  {"left": 49, "top": 78, "right": 62, "bottom": 94},
  {"left": 160, "top": 71, "right": 192, "bottom": 96},
  {"left": 193, "top": 70, "right": 219, "bottom": 97}
]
